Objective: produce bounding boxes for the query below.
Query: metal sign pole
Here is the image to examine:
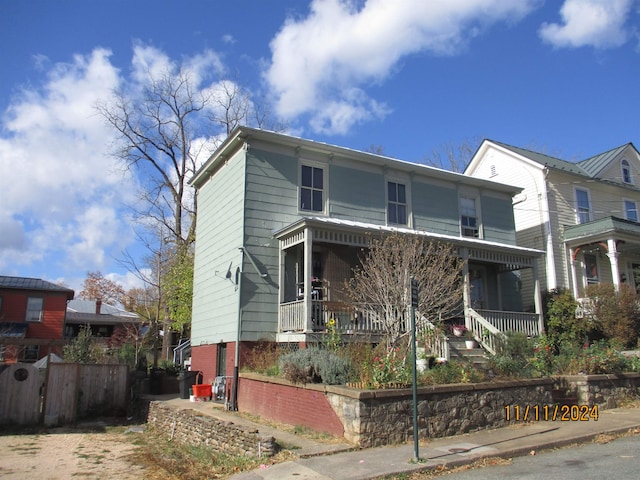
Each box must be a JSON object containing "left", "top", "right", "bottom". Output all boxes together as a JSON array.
[{"left": 410, "top": 276, "right": 420, "bottom": 462}]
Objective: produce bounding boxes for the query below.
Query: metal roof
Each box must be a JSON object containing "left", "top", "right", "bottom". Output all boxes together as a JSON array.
[
  {"left": 0, "top": 276, "right": 75, "bottom": 299},
  {"left": 578, "top": 144, "right": 632, "bottom": 177}
]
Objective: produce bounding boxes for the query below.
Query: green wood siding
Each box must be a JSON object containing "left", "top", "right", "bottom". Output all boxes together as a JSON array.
[
  {"left": 412, "top": 182, "right": 460, "bottom": 235},
  {"left": 191, "top": 150, "right": 246, "bottom": 345},
  {"left": 481, "top": 194, "right": 517, "bottom": 245},
  {"left": 241, "top": 148, "right": 299, "bottom": 341},
  {"left": 329, "top": 165, "right": 386, "bottom": 223}
]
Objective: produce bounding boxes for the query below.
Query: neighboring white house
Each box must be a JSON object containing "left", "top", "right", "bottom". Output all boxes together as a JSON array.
[{"left": 466, "top": 140, "right": 640, "bottom": 301}]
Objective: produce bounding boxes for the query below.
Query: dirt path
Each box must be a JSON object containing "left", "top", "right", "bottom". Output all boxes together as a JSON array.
[{"left": 0, "top": 427, "right": 148, "bottom": 479}]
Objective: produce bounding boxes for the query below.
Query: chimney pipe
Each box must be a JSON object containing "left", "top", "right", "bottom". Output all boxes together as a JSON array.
[{"left": 96, "top": 299, "right": 102, "bottom": 315}]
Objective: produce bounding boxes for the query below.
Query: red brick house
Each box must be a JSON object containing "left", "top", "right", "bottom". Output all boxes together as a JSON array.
[{"left": 0, "top": 276, "right": 74, "bottom": 363}]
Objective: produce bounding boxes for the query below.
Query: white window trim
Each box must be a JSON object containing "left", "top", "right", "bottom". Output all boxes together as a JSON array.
[
  {"left": 623, "top": 198, "right": 638, "bottom": 221},
  {"left": 385, "top": 176, "right": 411, "bottom": 227},
  {"left": 621, "top": 158, "right": 633, "bottom": 184},
  {"left": 574, "top": 187, "right": 592, "bottom": 224},
  {"left": 25, "top": 296, "right": 44, "bottom": 322},
  {"left": 298, "top": 160, "right": 328, "bottom": 215},
  {"left": 459, "top": 193, "right": 482, "bottom": 239}
]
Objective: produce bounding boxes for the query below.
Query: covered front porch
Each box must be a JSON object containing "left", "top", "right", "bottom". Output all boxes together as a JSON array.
[
  {"left": 565, "top": 216, "right": 640, "bottom": 300},
  {"left": 275, "top": 218, "right": 544, "bottom": 354}
]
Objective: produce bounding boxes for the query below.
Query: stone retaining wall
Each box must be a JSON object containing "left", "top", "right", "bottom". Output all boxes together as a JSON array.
[
  {"left": 146, "top": 401, "right": 277, "bottom": 457},
  {"left": 554, "top": 373, "right": 640, "bottom": 409},
  {"left": 239, "top": 373, "right": 554, "bottom": 448}
]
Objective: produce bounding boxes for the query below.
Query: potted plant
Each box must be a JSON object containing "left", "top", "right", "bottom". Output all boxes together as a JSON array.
[
  {"left": 451, "top": 324, "right": 467, "bottom": 337},
  {"left": 465, "top": 329, "right": 476, "bottom": 349}
]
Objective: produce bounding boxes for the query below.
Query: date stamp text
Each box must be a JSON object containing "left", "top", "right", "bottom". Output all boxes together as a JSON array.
[{"left": 505, "top": 404, "right": 599, "bottom": 422}]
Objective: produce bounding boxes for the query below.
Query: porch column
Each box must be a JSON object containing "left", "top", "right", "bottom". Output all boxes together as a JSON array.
[
  {"left": 606, "top": 238, "right": 621, "bottom": 291},
  {"left": 569, "top": 247, "right": 580, "bottom": 299},
  {"left": 461, "top": 247, "right": 470, "bottom": 329},
  {"left": 532, "top": 261, "right": 544, "bottom": 334},
  {"left": 303, "top": 226, "right": 313, "bottom": 332}
]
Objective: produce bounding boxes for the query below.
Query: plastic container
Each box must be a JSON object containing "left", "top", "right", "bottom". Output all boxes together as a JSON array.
[{"left": 192, "top": 384, "right": 212, "bottom": 398}]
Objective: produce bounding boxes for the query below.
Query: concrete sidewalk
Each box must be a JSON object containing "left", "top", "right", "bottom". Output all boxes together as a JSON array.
[{"left": 155, "top": 396, "right": 640, "bottom": 480}]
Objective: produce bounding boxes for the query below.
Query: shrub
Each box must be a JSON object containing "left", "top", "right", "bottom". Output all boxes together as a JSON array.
[
  {"left": 243, "top": 340, "right": 281, "bottom": 376},
  {"left": 278, "top": 348, "right": 351, "bottom": 385},
  {"left": 488, "top": 331, "right": 534, "bottom": 378},
  {"left": 565, "top": 340, "right": 628, "bottom": 374},
  {"left": 543, "top": 288, "right": 586, "bottom": 350},
  {"left": 369, "top": 346, "right": 412, "bottom": 387},
  {"left": 422, "top": 360, "right": 484, "bottom": 385},
  {"left": 585, "top": 283, "right": 640, "bottom": 348}
]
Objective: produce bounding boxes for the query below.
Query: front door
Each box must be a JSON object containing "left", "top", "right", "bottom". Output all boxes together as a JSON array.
[{"left": 469, "top": 267, "right": 487, "bottom": 310}]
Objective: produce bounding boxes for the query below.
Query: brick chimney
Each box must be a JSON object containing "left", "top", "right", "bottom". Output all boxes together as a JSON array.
[{"left": 95, "top": 299, "right": 102, "bottom": 314}]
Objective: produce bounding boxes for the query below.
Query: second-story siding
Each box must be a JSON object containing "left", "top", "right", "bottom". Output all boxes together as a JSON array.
[
  {"left": 481, "top": 193, "right": 516, "bottom": 244},
  {"left": 412, "top": 180, "right": 459, "bottom": 235},
  {"left": 329, "top": 164, "right": 386, "bottom": 224}
]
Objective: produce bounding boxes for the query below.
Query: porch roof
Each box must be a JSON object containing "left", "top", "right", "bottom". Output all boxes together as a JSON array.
[
  {"left": 274, "top": 217, "right": 544, "bottom": 268},
  {"left": 564, "top": 216, "right": 640, "bottom": 245}
]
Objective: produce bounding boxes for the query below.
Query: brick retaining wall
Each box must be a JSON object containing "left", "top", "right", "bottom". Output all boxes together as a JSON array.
[{"left": 146, "top": 401, "right": 277, "bottom": 457}]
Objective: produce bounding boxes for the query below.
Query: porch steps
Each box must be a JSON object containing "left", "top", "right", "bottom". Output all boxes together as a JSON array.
[{"left": 447, "top": 338, "right": 490, "bottom": 370}]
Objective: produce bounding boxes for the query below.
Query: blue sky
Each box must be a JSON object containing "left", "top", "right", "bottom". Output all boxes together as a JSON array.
[{"left": 1, "top": 0, "right": 639, "bottom": 293}]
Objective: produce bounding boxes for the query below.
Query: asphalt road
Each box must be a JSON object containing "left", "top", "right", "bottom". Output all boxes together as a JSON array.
[{"left": 439, "top": 434, "right": 640, "bottom": 479}]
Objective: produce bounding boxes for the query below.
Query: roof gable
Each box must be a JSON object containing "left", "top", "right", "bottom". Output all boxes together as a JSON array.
[{"left": 577, "top": 143, "right": 634, "bottom": 178}]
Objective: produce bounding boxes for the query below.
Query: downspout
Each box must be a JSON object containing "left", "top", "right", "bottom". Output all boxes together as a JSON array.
[{"left": 231, "top": 248, "right": 243, "bottom": 411}]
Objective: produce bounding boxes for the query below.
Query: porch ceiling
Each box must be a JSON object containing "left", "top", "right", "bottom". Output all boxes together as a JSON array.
[{"left": 275, "top": 217, "right": 543, "bottom": 267}]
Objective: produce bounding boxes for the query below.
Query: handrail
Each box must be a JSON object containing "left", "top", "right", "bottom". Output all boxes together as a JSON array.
[{"left": 466, "top": 308, "right": 503, "bottom": 355}]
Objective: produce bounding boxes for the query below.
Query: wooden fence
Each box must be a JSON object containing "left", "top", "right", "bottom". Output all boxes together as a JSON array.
[{"left": 0, "top": 362, "right": 129, "bottom": 426}]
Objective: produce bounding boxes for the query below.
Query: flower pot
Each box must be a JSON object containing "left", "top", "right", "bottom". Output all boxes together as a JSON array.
[
  {"left": 465, "top": 340, "right": 476, "bottom": 349},
  {"left": 416, "top": 358, "right": 428, "bottom": 373}
]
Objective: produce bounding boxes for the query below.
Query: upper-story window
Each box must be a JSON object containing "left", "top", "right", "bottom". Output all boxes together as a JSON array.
[
  {"left": 575, "top": 188, "right": 591, "bottom": 224},
  {"left": 25, "top": 296, "right": 44, "bottom": 322},
  {"left": 300, "top": 164, "right": 325, "bottom": 213},
  {"left": 625, "top": 200, "right": 638, "bottom": 221},
  {"left": 460, "top": 196, "right": 480, "bottom": 238},
  {"left": 621, "top": 159, "right": 632, "bottom": 184},
  {"left": 387, "top": 181, "right": 407, "bottom": 225}
]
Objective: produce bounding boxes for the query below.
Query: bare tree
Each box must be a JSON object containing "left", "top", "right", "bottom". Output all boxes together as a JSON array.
[
  {"left": 423, "top": 138, "right": 481, "bottom": 173},
  {"left": 97, "top": 70, "right": 209, "bottom": 248},
  {"left": 345, "top": 233, "right": 464, "bottom": 349},
  {"left": 98, "top": 65, "right": 284, "bottom": 361}
]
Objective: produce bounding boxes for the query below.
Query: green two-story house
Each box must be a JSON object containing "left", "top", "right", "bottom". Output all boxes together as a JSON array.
[{"left": 189, "top": 127, "right": 544, "bottom": 383}]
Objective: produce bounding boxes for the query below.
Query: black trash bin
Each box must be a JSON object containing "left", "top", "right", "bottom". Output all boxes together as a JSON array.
[
  {"left": 178, "top": 370, "right": 200, "bottom": 399},
  {"left": 149, "top": 367, "right": 164, "bottom": 395}
]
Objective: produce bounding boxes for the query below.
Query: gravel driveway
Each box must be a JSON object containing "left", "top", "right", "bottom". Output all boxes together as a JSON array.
[{"left": 0, "top": 426, "right": 147, "bottom": 479}]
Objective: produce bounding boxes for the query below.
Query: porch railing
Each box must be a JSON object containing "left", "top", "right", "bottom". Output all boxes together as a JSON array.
[
  {"left": 474, "top": 309, "right": 541, "bottom": 337},
  {"left": 278, "top": 300, "right": 385, "bottom": 333}
]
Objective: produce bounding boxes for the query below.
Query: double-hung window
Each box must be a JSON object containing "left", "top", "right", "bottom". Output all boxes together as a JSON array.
[
  {"left": 621, "top": 159, "right": 632, "bottom": 184},
  {"left": 575, "top": 188, "right": 591, "bottom": 224},
  {"left": 25, "top": 296, "right": 44, "bottom": 322},
  {"left": 460, "top": 196, "right": 479, "bottom": 238},
  {"left": 387, "top": 181, "right": 407, "bottom": 225},
  {"left": 300, "top": 164, "right": 324, "bottom": 213},
  {"left": 625, "top": 200, "right": 638, "bottom": 222}
]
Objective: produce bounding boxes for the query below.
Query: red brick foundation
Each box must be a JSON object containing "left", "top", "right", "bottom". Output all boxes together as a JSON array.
[{"left": 238, "top": 373, "right": 345, "bottom": 438}]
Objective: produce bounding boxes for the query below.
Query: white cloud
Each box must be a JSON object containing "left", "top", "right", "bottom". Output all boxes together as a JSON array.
[
  {"left": 539, "top": 0, "right": 635, "bottom": 49},
  {"left": 265, "top": 0, "right": 539, "bottom": 135},
  {"left": 0, "top": 48, "right": 135, "bottom": 276}
]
